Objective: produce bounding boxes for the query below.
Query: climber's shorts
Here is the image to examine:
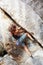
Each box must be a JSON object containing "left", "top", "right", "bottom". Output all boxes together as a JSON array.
[{"left": 16, "top": 33, "right": 27, "bottom": 46}]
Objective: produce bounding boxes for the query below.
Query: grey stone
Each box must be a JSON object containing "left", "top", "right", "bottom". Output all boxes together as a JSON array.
[
  {"left": 0, "top": 55, "right": 18, "bottom": 65},
  {"left": 0, "top": 0, "right": 43, "bottom": 65}
]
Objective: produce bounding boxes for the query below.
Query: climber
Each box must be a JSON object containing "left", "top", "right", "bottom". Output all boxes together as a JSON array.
[{"left": 9, "top": 24, "right": 33, "bottom": 58}]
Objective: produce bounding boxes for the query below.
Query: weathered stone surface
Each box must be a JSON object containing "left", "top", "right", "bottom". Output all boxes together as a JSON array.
[
  {"left": 0, "top": 41, "right": 7, "bottom": 56},
  {"left": 21, "top": 0, "right": 43, "bottom": 20},
  {"left": 0, "top": 0, "right": 43, "bottom": 65},
  {"left": 0, "top": 55, "right": 18, "bottom": 65}
]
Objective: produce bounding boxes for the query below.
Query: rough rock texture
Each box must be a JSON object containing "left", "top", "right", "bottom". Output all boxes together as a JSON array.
[
  {"left": 0, "top": 55, "right": 18, "bottom": 65},
  {"left": 0, "top": 0, "right": 43, "bottom": 65},
  {"left": 21, "top": 0, "right": 43, "bottom": 20}
]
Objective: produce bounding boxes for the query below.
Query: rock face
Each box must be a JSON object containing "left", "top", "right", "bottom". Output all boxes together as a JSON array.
[
  {"left": 0, "top": 54, "right": 43, "bottom": 65},
  {"left": 0, "top": 55, "right": 18, "bottom": 65},
  {"left": 0, "top": 0, "right": 43, "bottom": 65},
  {"left": 0, "top": 42, "right": 7, "bottom": 56},
  {"left": 21, "top": 0, "right": 43, "bottom": 20}
]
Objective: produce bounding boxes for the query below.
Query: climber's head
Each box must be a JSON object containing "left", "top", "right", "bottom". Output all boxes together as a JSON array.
[{"left": 9, "top": 24, "right": 16, "bottom": 34}]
